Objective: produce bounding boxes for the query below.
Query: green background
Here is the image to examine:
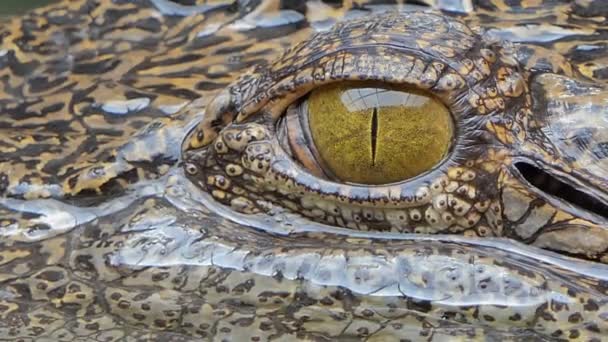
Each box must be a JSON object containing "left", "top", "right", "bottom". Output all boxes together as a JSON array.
[{"left": 2, "top": 0, "right": 56, "bottom": 16}]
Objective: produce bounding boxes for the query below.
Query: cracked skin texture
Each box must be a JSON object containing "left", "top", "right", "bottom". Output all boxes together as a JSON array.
[{"left": 1, "top": 0, "right": 608, "bottom": 341}]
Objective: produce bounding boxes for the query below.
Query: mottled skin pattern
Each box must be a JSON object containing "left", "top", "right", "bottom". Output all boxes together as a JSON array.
[{"left": 1, "top": 0, "right": 608, "bottom": 341}]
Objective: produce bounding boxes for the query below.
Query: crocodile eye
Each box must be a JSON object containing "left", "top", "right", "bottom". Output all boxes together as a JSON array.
[{"left": 282, "top": 82, "right": 454, "bottom": 184}]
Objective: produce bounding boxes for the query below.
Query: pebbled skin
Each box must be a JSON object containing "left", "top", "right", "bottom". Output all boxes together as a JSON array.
[{"left": 1, "top": 0, "right": 608, "bottom": 341}]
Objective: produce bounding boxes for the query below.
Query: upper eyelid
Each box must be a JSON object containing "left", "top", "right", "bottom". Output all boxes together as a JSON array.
[
  {"left": 235, "top": 46, "right": 473, "bottom": 119},
  {"left": 206, "top": 17, "right": 485, "bottom": 124}
]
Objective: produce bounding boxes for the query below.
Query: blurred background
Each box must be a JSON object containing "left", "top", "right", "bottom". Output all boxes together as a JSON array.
[{"left": 2, "top": 0, "right": 56, "bottom": 17}]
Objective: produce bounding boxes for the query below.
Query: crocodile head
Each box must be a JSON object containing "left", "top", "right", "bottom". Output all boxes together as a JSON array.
[{"left": 182, "top": 11, "right": 608, "bottom": 262}]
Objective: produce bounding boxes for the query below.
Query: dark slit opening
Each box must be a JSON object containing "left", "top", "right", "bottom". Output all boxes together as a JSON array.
[
  {"left": 371, "top": 106, "right": 378, "bottom": 166},
  {"left": 515, "top": 162, "right": 608, "bottom": 219}
]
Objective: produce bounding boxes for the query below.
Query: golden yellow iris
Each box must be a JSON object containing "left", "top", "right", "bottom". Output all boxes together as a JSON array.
[{"left": 307, "top": 83, "right": 453, "bottom": 184}]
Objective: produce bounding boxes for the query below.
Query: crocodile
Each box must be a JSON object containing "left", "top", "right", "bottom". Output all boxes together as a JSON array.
[{"left": 1, "top": 0, "right": 608, "bottom": 340}]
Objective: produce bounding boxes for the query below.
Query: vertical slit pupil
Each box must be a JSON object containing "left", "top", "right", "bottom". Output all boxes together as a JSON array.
[{"left": 371, "top": 106, "right": 378, "bottom": 166}]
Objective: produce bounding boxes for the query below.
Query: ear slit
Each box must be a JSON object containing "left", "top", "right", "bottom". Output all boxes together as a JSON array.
[{"left": 515, "top": 162, "right": 608, "bottom": 219}]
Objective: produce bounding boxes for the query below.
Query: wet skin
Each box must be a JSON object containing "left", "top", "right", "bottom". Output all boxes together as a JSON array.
[{"left": 1, "top": 0, "right": 608, "bottom": 340}]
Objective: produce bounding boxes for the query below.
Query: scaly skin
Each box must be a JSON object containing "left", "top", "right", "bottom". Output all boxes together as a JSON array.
[{"left": 1, "top": 0, "right": 608, "bottom": 340}]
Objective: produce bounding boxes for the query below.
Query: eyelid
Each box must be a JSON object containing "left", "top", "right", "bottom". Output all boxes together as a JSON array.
[
  {"left": 279, "top": 102, "right": 327, "bottom": 179},
  {"left": 233, "top": 48, "right": 469, "bottom": 123}
]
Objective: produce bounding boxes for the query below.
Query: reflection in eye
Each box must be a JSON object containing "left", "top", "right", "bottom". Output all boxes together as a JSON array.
[{"left": 283, "top": 83, "right": 454, "bottom": 185}]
